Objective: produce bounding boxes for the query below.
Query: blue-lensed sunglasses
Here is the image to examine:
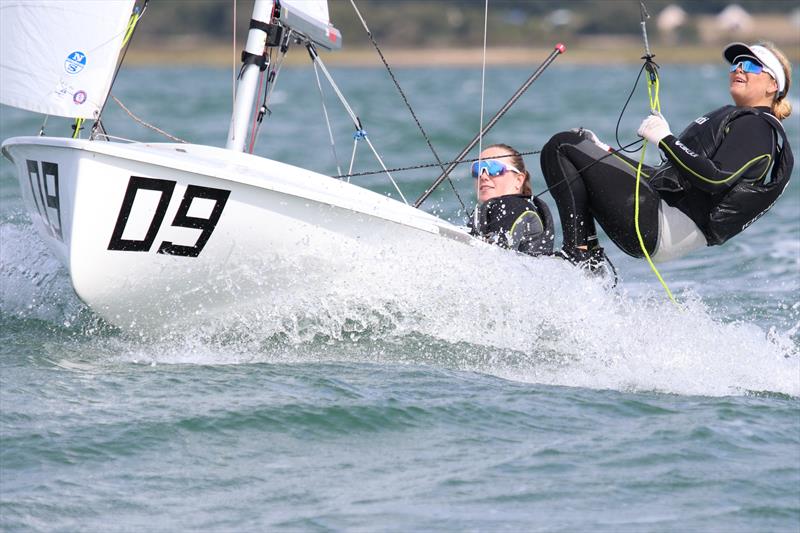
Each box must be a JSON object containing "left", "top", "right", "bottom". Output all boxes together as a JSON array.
[
  {"left": 730, "top": 59, "right": 763, "bottom": 75},
  {"left": 471, "top": 159, "right": 522, "bottom": 178}
]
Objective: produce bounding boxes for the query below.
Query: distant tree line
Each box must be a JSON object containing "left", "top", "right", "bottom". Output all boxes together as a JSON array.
[{"left": 134, "top": 0, "right": 795, "bottom": 47}]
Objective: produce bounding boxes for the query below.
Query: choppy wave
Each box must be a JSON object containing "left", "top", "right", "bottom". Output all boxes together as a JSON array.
[{"left": 3, "top": 64, "right": 800, "bottom": 532}]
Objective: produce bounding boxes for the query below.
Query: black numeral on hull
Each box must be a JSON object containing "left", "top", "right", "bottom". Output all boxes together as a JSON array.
[
  {"left": 26, "top": 160, "right": 62, "bottom": 241},
  {"left": 108, "top": 176, "right": 230, "bottom": 257}
]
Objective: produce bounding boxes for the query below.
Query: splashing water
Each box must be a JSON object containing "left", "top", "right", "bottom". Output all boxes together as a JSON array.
[{"left": 3, "top": 208, "right": 796, "bottom": 398}]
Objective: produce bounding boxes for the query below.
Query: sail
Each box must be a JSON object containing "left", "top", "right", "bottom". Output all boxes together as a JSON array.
[
  {"left": 280, "top": 0, "right": 342, "bottom": 50},
  {"left": 0, "top": 0, "right": 136, "bottom": 119}
]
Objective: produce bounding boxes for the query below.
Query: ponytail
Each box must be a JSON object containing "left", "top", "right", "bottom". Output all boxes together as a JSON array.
[
  {"left": 772, "top": 97, "right": 792, "bottom": 121},
  {"left": 759, "top": 41, "right": 792, "bottom": 120},
  {"left": 521, "top": 171, "right": 532, "bottom": 196}
]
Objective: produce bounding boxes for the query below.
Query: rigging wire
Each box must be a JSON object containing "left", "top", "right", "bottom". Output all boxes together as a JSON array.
[
  {"left": 247, "top": 47, "right": 277, "bottom": 154},
  {"left": 37, "top": 116, "right": 49, "bottom": 137},
  {"left": 247, "top": 67, "right": 267, "bottom": 154},
  {"left": 313, "top": 59, "right": 344, "bottom": 177},
  {"left": 348, "top": 0, "right": 466, "bottom": 213},
  {"left": 307, "top": 44, "right": 408, "bottom": 203},
  {"left": 347, "top": 138, "right": 359, "bottom": 181},
  {"left": 413, "top": 45, "right": 566, "bottom": 208},
  {"left": 263, "top": 30, "right": 291, "bottom": 106},
  {"left": 334, "top": 149, "right": 544, "bottom": 179},
  {"left": 87, "top": 2, "right": 184, "bottom": 143},
  {"left": 308, "top": 47, "right": 360, "bottom": 126},
  {"left": 111, "top": 96, "right": 187, "bottom": 143},
  {"left": 615, "top": 62, "right": 649, "bottom": 152},
  {"left": 89, "top": 0, "right": 149, "bottom": 139},
  {"left": 232, "top": 0, "right": 237, "bottom": 133},
  {"left": 250, "top": 33, "right": 291, "bottom": 151},
  {"left": 477, "top": 0, "right": 489, "bottom": 167}
]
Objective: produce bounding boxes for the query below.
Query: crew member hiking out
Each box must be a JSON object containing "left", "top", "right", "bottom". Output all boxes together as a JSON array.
[{"left": 539, "top": 41, "right": 794, "bottom": 271}]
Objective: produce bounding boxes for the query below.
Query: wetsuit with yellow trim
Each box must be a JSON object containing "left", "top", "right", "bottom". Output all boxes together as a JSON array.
[
  {"left": 650, "top": 105, "right": 792, "bottom": 246},
  {"left": 540, "top": 105, "right": 792, "bottom": 259},
  {"left": 469, "top": 194, "right": 555, "bottom": 256}
]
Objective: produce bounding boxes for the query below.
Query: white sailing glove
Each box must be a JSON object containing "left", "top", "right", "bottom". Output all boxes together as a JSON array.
[
  {"left": 637, "top": 112, "right": 672, "bottom": 145},
  {"left": 572, "top": 127, "right": 611, "bottom": 152}
]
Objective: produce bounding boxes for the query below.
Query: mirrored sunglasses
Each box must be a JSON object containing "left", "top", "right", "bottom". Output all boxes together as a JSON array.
[
  {"left": 729, "top": 59, "right": 763, "bottom": 75},
  {"left": 471, "top": 159, "right": 522, "bottom": 178}
]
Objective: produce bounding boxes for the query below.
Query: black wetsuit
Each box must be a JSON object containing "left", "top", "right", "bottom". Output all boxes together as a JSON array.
[
  {"left": 540, "top": 105, "right": 792, "bottom": 258},
  {"left": 468, "top": 194, "right": 555, "bottom": 256}
]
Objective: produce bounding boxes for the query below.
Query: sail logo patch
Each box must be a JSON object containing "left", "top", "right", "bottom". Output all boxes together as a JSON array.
[{"left": 64, "top": 51, "right": 87, "bottom": 74}]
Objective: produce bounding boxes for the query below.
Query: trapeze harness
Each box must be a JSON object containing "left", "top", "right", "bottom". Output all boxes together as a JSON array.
[
  {"left": 540, "top": 105, "right": 793, "bottom": 262},
  {"left": 469, "top": 194, "right": 555, "bottom": 256}
]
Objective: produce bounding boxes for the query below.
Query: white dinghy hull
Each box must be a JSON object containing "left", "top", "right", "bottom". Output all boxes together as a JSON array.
[{"left": 2, "top": 137, "right": 478, "bottom": 331}]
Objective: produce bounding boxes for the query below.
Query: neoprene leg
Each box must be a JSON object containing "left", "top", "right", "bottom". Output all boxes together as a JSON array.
[
  {"left": 540, "top": 131, "right": 595, "bottom": 249},
  {"left": 540, "top": 131, "right": 661, "bottom": 258}
]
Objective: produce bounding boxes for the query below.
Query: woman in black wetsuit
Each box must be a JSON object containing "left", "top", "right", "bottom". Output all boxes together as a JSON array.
[
  {"left": 540, "top": 41, "right": 794, "bottom": 269},
  {"left": 469, "top": 143, "right": 554, "bottom": 256}
]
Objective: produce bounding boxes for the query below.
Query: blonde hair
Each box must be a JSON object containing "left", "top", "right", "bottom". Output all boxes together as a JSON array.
[
  {"left": 758, "top": 41, "right": 792, "bottom": 120},
  {"left": 485, "top": 143, "right": 532, "bottom": 196}
]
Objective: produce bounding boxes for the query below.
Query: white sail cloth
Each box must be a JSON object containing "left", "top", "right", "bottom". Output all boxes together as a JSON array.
[
  {"left": 281, "top": 0, "right": 331, "bottom": 24},
  {"left": 0, "top": 0, "right": 135, "bottom": 119},
  {"left": 280, "top": 0, "right": 342, "bottom": 50}
]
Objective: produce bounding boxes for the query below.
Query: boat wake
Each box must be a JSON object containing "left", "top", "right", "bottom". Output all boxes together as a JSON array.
[{"left": 2, "top": 216, "right": 798, "bottom": 398}]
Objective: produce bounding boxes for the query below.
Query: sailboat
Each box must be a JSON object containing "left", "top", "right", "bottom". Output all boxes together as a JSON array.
[
  {"left": 3, "top": 0, "right": 572, "bottom": 332},
  {"left": 1, "top": 0, "right": 496, "bottom": 330}
]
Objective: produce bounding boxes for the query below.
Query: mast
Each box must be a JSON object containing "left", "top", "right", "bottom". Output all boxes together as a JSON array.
[{"left": 226, "top": 0, "right": 274, "bottom": 152}]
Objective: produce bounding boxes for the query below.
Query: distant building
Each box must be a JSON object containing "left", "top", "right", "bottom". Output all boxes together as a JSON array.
[
  {"left": 658, "top": 4, "right": 687, "bottom": 33},
  {"left": 657, "top": 4, "right": 687, "bottom": 44},
  {"left": 716, "top": 4, "right": 753, "bottom": 34},
  {"left": 545, "top": 9, "right": 572, "bottom": 29}
]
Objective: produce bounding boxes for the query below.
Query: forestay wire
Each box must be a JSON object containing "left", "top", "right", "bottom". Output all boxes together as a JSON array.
[{"left": 84, "top": 0, "right": 148, "bottom": 140}]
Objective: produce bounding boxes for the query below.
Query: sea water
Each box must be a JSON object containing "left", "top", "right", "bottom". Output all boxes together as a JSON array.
[{"left": 1, "top": 63, "right": 798, "bottom": 531}]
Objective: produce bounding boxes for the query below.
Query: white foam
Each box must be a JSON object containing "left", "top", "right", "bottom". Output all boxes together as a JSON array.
[
  {"left": 0, "top": 217, "right": 86, "bottom": 325},
  {"left": 3, "top": 215, "right": 798, "bottom": 398},
  {"left": 111, "top": 240, "right": 799, "bottom": 398}
]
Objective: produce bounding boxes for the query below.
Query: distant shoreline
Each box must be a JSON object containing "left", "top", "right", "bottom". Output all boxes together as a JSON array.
[{"left": 125, "top": 41, "right": 800, "bottom": 68}]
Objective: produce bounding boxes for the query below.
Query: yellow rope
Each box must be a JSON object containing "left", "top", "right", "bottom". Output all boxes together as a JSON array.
[
  {"left": 72, "top": 118, "right": 84, "bottom": 139},
  {"left": 121, "top": 10, "right": 141, "bottom": 47},
  {"left": 634, "top": 67, "right": 678, "bottom": 305}
]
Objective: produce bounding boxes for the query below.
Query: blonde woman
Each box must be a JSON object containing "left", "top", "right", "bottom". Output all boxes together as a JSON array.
[{"left": 540, "top": 41, "right": 793, "bottom": 270}]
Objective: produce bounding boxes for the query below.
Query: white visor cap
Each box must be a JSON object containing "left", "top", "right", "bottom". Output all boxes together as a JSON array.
[{"left": 724, "top": 42, "right": 786, "bottom": 97}]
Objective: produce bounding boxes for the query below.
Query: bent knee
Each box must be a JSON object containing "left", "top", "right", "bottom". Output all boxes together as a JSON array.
[{"left": 543, "top": 130, "right": 584, "bottom": 153}]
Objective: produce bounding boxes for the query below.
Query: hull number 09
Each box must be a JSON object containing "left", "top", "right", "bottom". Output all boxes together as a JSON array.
[{"left": 108, "top": 176, "right": 230, "bottom": 258}]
